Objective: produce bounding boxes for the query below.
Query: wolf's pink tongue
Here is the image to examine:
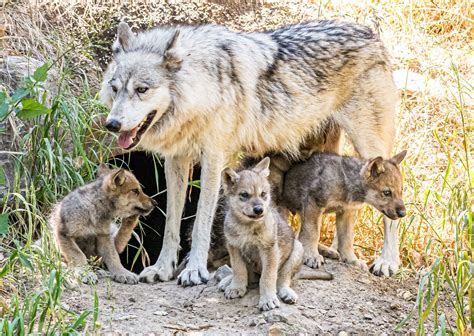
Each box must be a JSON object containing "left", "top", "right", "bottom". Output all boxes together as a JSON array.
[{"left": 118, "top": 127, "right": 138, "bottom": 149}]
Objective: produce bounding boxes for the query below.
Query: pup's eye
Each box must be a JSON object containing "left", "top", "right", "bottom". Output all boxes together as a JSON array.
[
  {"left": 136, "top": 87, "right": 149, "bottom": 94},
  {"left": 239, "top": 192, "right": 249, "bottom": 199},
  {"left": 261, "top": 192, "right": 266, "bottom": 197},
  {"left": 132, "top": 188, "right": 140, "bottom": 195},
  {"left": 382, "top": 190, "right": 392, "bottom": 197},
  {"left": 111, "top": 85, "right": 118, "bottom": 93}
]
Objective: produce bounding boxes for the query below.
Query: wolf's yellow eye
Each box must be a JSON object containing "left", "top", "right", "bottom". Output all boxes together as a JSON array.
[
  {"left": 136, "top": 87, "right": 149, "bottom": 94},
  {"left": 132, "top": 188, "right": 140, "bottom": 195},
  {"left": 261, "top": 192, "right": 266, "bottom": 197}
]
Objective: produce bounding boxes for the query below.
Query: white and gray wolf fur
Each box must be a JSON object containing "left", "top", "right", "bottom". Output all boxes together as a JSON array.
[
  {"left": 219, "top": 157, "right": 332, "bottom": 311},
  {"left": 100, "top": 20, "right": 400, "bottom": 286},
  {"left": 282, "top": 151, "right": 407, "bottom": 274}
]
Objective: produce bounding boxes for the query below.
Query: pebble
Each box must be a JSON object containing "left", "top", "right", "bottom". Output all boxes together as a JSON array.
[
  {"left": 268, "top": 324, "right": 285, "bottom": 336},
  {"left": 338, "top": 332, "right": 349, "bottom": 336},
  {"left": 363, "top": 314, "right": 373, "bottom": 320},
  {"left": 153, "top": 310, "right": 168, "bottom": 316},
  {"left": 390, "top": 302, "right": 400, "bottom": 310},
  {"left": 129, "top": 297, "right": 136, "bottom": 303},
  {"left": 248, "top": 317, "right": 265, "bottom": 327}
]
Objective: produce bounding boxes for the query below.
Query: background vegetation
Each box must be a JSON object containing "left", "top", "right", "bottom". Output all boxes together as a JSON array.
[{"left": 0, "top": 0, "right": 472, "bottom": 334}]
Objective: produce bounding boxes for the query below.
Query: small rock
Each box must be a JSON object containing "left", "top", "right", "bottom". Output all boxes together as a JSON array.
[
  {"left": 363, "top": 314, "right": 373, "bottom": 320},
  {"left": 356, "top": 276, "right": 371, "bottom": 285},
  {"left": 113, "top": 314, "right": 136, "bottom": 321},
  {"left": 390, "top": 302, "right": 400, "bottom": 310},
  {"left": 403, "top": 291, "right": 413, "bottom": 301},
  {"left": 193, "top": 302, "right": 206, "bottom": 308},
  {"left": 338, "top": 332, "right": 349, "bottom": 336},
  {"left": 327, "top": 311, "right": 337, "bottom": 318},
  {"left": 153, "top": 310, "right": 168, "bottom": 316},
  {"left": 129, "top": 297, "right": 136, "bottom": 303},
  {"left": 268, "top": 324, "right": 285, "bottom": 336},
  {"left": 248, "top": 317, "right": 265, "bottom": 327}
]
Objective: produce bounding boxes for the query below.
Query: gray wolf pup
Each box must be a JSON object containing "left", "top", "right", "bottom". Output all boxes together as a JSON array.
[
  {"left": 218, "top": 158, "right": 331, "bottom": 311},
  {"left": 282, "top": 151, "right": 407, "bottom": 274},
  {"left": 49, "top": 164, "right": 155, "bottom": 284},
  {"left": 100, "top": 19, "right": 400, "bottom": 285}
]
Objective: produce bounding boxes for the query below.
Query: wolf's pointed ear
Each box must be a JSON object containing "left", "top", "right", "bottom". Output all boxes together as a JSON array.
[
  {"left": 96, "top": 163, "right": 110, "bottom": 177},
  {"left": 253, "top": 157, "right": 271, "bottom": 177},
  {"left": 113, "top": 22, "right": 134, "bottom": 54},
  {"left": 390, "top": 150, "right": 407, "bottom": 166},
  {"left": 222, "top": 168, "right": 240, "bottom": 191},
  {"left": 163, "top": 30, "right": 182, "bottom": 71},
  {"left": 112, "top": 169, "right": 127, "bottom": 188},
  {"left": 365, "top": 156, "right": 385, "bottom": 179}
]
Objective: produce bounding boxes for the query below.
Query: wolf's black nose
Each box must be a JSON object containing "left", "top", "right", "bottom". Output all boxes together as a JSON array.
[
  {"left": 105, "top": 119, "right": 121, "bottom": 132},
  {"left": 253, "top": 206, "right": 263, "bottom": 215},
  {"left": 396, "top": 207, "right": 406, "bottom": 218}
]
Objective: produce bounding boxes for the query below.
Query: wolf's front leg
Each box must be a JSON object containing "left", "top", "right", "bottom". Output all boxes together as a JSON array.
[
  {"left": 258, "top": 245, "right": 280, "bottom": 311},
  {"left": 139, "top": 156, "right": 191, "bottom": 283},
  {"left": 370, "top": 217, "right": 400, "bottom": 276},
  {"left": 177, "top": 152, "right": 225, "bottom": 287}
]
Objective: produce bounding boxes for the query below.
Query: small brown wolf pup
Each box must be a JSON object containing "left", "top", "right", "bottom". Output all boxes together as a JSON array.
[
  {"left": 49, "top": 164, "right": 155, "bottom": 284},
  {"left": 282, "top": 151, "right": 407, "bottom": 272},
  {"left": 219, "top": 157, "right": 330, "bottom": 311}
]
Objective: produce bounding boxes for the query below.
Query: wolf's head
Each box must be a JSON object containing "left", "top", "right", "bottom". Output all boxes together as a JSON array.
[
  {"left": 97, "top": 164, "right": 156, "bottom": 218},
  {"left": 361, "top": 150, "right": 407, "bottom": 220},
  {"left": 223, "top": 157, "right": 272, "bottom": 223},
  {"left": 100, "top": 22, "right": 183, "bottom": 150}
]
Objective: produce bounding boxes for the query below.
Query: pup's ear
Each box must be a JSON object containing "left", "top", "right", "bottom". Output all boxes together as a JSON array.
[
  {"left": 164, "top": 30, "right": 182, "bottom": 71},
  {"left": 113, "top": 22, "right": 134, "bottom": 54},
  {"left": 253, "top": 157, "right": 271, "bottom": 177},
  {"left": 96, "top": 163, "right": 110, "bottom": 177},
  {"left": 112, "top": 169, "right": 127, "bottom": 188},
  {"left": 365, "top": 156, "right": 385, "bottom": 179},
  {"left": 390, "top": 150, "right": 407, "bottom": 166},
  {"left": 222, "top": 168, "right": 240, "bottom": 191}
]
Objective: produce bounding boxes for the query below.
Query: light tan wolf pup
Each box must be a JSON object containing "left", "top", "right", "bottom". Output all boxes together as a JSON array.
[
  {"left": 218, "top": 157, "right": 331, "bottom": 311},
  {"left": 49, "top": 164, "right": 155, "bottom": 284}
]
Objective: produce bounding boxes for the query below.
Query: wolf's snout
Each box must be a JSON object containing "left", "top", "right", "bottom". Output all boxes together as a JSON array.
[
  {"left": 253, "top": 205, "right": 264, "bottom": 215},
  {"left": 105, "top": 119, "right": 122, "bottom": 132},
  {"left": 396, "top": 207, "right": 406, "bottom": 218}
]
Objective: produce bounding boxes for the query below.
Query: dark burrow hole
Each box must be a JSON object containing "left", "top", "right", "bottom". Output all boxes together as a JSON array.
[{"left": 110, "top": 151, "right": 200, "bottom": 273}]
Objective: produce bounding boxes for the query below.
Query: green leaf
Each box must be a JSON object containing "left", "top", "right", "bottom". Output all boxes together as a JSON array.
[
  {"left": 17, "top": 98, "right": 51, "bottom": 119},
  {"left": 0, "top": 91, "right": 6, "bottom": 104},
  {"left": 32, "top": 63, "right": 49, "bottom": 82},
  {"left": 0, "top": 102, "right": 9, "bottom": 121},
  {"left": 0, "top": 166, "right": 5, "bottom": 185},
  {"left": 0, "top": 213, "right": 8, "bottom": 235},
  {"left": 11, "top": 88, "right": 29, "bottom": 102}
]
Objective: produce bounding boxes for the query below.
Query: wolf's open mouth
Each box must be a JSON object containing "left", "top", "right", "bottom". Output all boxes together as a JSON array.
[{"left": 118, "top": 111, "right": 157, "bottom": 150}]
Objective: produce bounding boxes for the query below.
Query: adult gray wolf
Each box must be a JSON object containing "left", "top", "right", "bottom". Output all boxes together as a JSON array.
[
  {"left": 218, "top": 157, "right": 332, "bottom": 311},
  {"left": 281, "top": 151, "right": 407, "bottom": 273},
  {"left": 49, "top": 164, "right": 155, "bottom": 284},
  {"left": 100, "top": 19, "right": 400, "bottom": 286}
]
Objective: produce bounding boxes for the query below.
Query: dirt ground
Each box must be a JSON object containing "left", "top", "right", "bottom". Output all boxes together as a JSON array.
[{"left": 64, "top": 260, "right": 423, "bottom": 335}]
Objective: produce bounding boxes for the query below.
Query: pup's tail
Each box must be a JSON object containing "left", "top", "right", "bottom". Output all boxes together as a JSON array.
[{"left": 295, "top": 266, "right": 333, "bottom": 281}]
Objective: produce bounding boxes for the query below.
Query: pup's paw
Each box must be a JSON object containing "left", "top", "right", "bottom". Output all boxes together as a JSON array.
[
  {"left": 318, "top": 244, "right": 340, "bottom": 259},
  {"left": 258, "top": 294, "right": 280, "bottom": 311},
  {"left": 370, "top": 256, "right": 399, "bottom": 277},
  {"left": 343, "top": 258, "right": 369, "bottom": 272},
  {"left": 224, "top": 284, "right": 247, "bottom": 299},
  {"left": 277, "top": 287, "right": 298, "bottom": 304},
  {"left": 139, "top": 258, "right": 175, "bottom": 283},
  {"left": 111, "top": 271, "right": 139, "bottom": 285},
  {"left": 304, "top": 251, "right": 325, "bottom": 269},
  {"left": 80, "top": 270, "right": 98, "bottom": 285},
  {"left": 177, "top": 260, "right": 209, "bottom": 287},
  {"left": 218, "top": 274, "right": 233, "bottom": 291}
]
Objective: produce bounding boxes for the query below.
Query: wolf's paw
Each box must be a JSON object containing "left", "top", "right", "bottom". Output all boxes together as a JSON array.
[
  {"left": 258, "top": 294, "right": 280, "bottom": 311},
  {"left": 224, "top": 284, "right": 247, "bottom": 299},
  {"left": 318, "top": 244, "right": 340, "bottom": 260},
  {"left": 304, "top": 251, "right": 325, "bottom": 269},
  {"left": 139, "top": 259, "right": 175, "bottom": 283},
  {"left": 343, "top": 257, "right": 369, "bottom": 272},
  {"left": 218, "top": 274, "right": 233, "bottom": 291},
  {"left": 177, "top": 260, "right": 209, "bottom": 287},
  {"left": 277, "top": 287, "right": 298, "bottom": 304},
  {"left": 111, "top": 271, "right": 139, "bottom": 285},
  {"left": 370, "top": 256, "right": 399, "bottom": 277}
]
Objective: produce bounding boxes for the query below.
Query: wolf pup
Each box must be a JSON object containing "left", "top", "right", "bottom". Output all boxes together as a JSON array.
[
  {"left": 218, "top": 157, "right": 331, "bottom": 311},
  {"left": 49, "top": 164, "right": 155, "bottom": 284},
  {"left": 282, "top": 151, "right": 407, "bottom": 274}
]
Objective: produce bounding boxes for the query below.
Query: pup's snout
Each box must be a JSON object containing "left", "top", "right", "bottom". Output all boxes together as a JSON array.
[
  {"left": 253, "top": 205, "right": 264, "bottom": 215},
  {"left": 396, "top": 207, "right": 406, "bottom": 218},
  {"left": 105, "top": 119, "right": 122, "bottom": 132}
]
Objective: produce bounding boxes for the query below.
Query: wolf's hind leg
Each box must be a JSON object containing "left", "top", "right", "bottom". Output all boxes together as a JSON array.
[
  {"left": 335, "top": 65, "right": 400, "bottom": 277},
  {"left": 300, "top": 202, "right": 325, "bottom": 268},
  {"left": 277, "top": 240, "right": 303, "bottom": 304},
  {"left": 140, "top": 156, "right": 191, "bottom": 283},
  {"left": 335, "top": 210, "right": 368, "bottom": 271}
]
